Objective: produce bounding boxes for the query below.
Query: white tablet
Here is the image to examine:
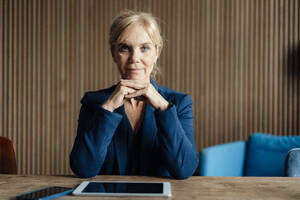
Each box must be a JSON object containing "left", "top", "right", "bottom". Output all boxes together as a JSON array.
[{"left": 72, "top": 181, "right": 172, "bottom": 197}]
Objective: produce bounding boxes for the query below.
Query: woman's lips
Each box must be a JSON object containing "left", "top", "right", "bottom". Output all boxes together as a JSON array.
[{"left": 126, "top": 68, "right": 143, "bottom": 73}]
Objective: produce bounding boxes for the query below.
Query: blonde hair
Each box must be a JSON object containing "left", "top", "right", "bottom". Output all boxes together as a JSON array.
[{"left": 109, "top": 11, "right": 163, "bottom": 79}]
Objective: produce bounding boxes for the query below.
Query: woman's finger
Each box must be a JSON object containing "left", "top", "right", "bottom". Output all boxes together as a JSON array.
[
  {"left": 125, "top": 88, "right": 146, "bottom": 98},
  {"left": 120, "top": 79, "right": 148, "bottom": 89},
  {"left": 120, "top": 85, "right": 136, "bottom": 95}
]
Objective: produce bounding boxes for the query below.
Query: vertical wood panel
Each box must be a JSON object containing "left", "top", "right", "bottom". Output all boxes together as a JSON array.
[
  {"left": 1, "top": 0, "right": 299, "bottom": 175},
  {"left": 0, "top": 0, "right": 2, "bottom": 144}
]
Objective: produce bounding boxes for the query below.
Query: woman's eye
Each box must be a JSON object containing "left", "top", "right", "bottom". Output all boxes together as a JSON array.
[
  {"left": 119, "top": 45, "right": 129, "bottom": 52},
  {"left": 141, "top": 46, "right": 149, "bottom": 52}
]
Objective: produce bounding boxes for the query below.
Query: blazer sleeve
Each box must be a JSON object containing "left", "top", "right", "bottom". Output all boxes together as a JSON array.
[
  {"left": 155, "top": 94, "right": 199, "bottom": 179},
  {"left": 69, "top": 93, "right": 123, "bottom": 178}
]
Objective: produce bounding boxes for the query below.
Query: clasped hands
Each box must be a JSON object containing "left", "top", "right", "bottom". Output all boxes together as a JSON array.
[{"left": 102, "top": 79, "right": 169, "bottom": 112}]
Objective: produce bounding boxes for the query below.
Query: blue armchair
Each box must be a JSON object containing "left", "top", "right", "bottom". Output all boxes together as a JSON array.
[
  {"left": 285, "top": 148, "right": 300, "bottom": 177},
  {"left": 200, "top": 133, "right": 300, "bottom": 176}
]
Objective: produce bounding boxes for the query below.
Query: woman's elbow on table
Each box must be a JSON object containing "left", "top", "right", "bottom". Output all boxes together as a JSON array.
[
  {"left": 171, "top": 155, "right": 199, "bottom": 180},
  {"left": 172, "top": 168, "right": 196, "bottom": 180},
  {"left": 69, "top": 154, "right": 99, "bottom": 178}
]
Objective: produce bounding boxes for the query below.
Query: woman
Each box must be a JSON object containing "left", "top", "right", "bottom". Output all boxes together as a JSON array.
[{"left": 70, "top": 11, "right": 199, "bottom": 179}]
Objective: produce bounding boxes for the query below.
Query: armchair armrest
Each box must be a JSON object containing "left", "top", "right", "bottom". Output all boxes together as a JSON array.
[
  {"left": 285, "top": 148, "right": 300, "bottom": 177},
  {"left": 200, "top": 141, "right": 247, "bottom": 176}
]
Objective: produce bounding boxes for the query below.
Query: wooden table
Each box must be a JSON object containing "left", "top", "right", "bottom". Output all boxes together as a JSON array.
[{"left": 1, "top": 175, "right": 300, "bottom": 199}]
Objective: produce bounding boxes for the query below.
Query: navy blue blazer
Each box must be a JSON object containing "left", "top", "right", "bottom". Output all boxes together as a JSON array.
[{"left": 70, "top": 80, "right": 199, "bottom": 179}]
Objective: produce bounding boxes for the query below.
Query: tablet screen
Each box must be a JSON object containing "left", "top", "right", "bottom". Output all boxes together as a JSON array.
[
  {"left": 73, "top": 181, "right": 172, "bottom": 197},
  {"left": 82, "top": 182, "right": 163, "bottom": 193}
]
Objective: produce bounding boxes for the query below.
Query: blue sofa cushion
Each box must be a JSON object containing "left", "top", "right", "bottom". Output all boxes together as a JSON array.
[
  {"left": 200, "top": 141, "right": 247, "bottom": 176},
  {"left": 245, "top": 133, "right": 300, "bottom": 176}
]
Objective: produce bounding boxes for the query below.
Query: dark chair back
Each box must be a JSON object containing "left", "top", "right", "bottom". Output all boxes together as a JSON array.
[{"left": 0, "top": 136, "right": 17, "bottom": 174}]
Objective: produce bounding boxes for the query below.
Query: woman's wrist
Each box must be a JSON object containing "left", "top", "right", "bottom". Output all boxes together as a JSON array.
[
  {"left": 102, "top": 101, "right": 115, "bottom": 112},
  {"left": 158, "top": 100, "right": 170, "bottom": 111}
]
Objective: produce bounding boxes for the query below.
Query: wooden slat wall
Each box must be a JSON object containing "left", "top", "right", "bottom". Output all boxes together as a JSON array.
[{"left": 0, "top": 0, "right": 299, "bottom": 175}]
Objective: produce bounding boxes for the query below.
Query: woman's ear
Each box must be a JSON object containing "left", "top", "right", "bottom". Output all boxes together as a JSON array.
[
  {"left": 156, "top": 46, "right": 159, "bottom": 57},
  {"left": 155, "top": 47, "right": 159, "bottom": 61}
]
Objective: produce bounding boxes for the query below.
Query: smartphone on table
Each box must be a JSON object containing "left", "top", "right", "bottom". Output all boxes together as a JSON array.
[{"left": 16, "top": 186, "right": 73, "bottom": 200}]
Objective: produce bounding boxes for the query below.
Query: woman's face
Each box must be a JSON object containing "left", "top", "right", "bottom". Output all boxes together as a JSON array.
[{"left": 113, "top": 24, "right": 158, "bottom": 80}]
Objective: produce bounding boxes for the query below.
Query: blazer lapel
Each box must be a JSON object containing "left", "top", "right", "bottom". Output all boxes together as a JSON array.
[
  {"left": 139, "top": 104, "right": 158, "bottom": 174},
  {"left": 113, "top": 105, "right": 128, "bottom": 175}
]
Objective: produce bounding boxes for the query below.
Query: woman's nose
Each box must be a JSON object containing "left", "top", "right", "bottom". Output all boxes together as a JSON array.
[{"left": 129, "top": 49, "right": 141, "bottom": 63}]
